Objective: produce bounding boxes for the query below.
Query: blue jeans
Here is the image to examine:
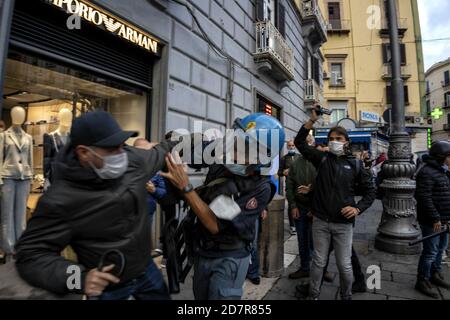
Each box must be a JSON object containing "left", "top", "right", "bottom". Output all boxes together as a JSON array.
[
  {"left": 193, "top": 255, "right": 250, "bottom": 300},
  {"left": 417, "top": 224, "right": 449, "bottom": 281},
  {"left": 294, "top": 207, "right": 313, "bottom": 272},
  {"left": 247, "top": 218, "right": 260, "bottom": 279},
  {"left": 96, "top": 260, "right": 170, "bottom": 300},
  {"left": 2, "top": 179, "right": 30, "bottom": 254}
]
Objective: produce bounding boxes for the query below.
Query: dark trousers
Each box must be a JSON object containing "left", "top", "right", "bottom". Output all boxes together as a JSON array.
[{"left": 294, "top": 207, "right": 313, "bottom": 272}]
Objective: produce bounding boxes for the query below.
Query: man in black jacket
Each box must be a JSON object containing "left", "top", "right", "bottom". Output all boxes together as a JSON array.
[
  {"left": 15, "top": 111, "right": 177, "bottom": 300},
  {"left": 415, "top": 141, "right": 450, "bottom": 298},
  {"left": 295, "top": 109, "right": 375, "bottom": 300}
]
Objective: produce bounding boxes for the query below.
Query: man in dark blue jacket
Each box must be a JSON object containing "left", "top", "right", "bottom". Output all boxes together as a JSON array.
[{"left": 415, "top": 141, "right": 450, "bottom": 298}]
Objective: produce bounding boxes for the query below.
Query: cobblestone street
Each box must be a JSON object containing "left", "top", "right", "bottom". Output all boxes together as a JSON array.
[
  {"left": 264, "top": 199, "right": 450, "bottom": 300},
  {"left": 1, "top": 199, "right": 449, "bottom": 300}
]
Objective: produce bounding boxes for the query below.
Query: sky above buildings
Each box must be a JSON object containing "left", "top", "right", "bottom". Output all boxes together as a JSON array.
[{"left": 418, "top": 0, "right": 450, "bottom": 71}]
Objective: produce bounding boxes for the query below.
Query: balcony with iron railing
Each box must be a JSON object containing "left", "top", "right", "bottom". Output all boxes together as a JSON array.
[
  {"left": 381, "top": 64, "right": 412, "bottom": 80},
  {"left": 327, "top": 19, "right": 351, "bottom": 34},
  {"left": 254, "top": 20, "right": 294, "bottom": 83},
  {"left": 298, "top": 0, "right": 327, "bottom": 51},
  {"left": 379, "top": 18, "right": 408, "bottom": 37},
  {"left": 304, "top": 79, "right": 323, "bottom": 104}
]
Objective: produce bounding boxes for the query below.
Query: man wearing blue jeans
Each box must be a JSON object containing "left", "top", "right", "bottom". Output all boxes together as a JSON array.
[
  {"left": 415, "top": 141, "right": 450, "bottom": 298},
  {"left": 246, "top": 210, "right": 268, "bottom": 285}
]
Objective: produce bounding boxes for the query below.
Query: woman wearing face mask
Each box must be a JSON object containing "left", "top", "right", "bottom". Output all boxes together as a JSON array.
[{"left": 294, "top": 107, "right": 376, "bottom": 301}]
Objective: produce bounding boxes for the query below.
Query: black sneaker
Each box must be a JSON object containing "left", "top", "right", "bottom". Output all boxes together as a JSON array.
[
  {"left": 415, "top": 279, "right": 439, "bottom": 299},
  {"left": 352, "top": 279, "right": 367, "bottom": 293},
  {"left": 248, "top": 277, "right": 261, "bottom": 285},
  {"left": 289, "top": 269, "right": 310, "bottom": 279},
  {"left": 431, "top": 272, "right": 450, "bottom": 289}
]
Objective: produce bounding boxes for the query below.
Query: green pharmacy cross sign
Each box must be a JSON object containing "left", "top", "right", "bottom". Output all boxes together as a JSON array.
[{"left": 431, "top": 107, "right": 444, "bottom": 120}]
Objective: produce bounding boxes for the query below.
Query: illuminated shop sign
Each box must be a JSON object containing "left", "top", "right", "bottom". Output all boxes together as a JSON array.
[{"left": 45, "top": 0, "right": 160, "bottom": 55}]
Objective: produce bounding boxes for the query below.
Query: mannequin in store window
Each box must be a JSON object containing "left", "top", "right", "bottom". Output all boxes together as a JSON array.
[
  {"left": 0, "top": 106, "right": 34, "bottom": 256},
  {"left": 43, "top": 108, "right": 72, "bottom": 187}
]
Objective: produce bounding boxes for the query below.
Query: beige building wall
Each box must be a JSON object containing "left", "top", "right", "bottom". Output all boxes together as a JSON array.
[
  {"left": 318, "top": 0, "right": 424, "bottom": 125},
  {"left": 425, "top": 58, "right": 450, "bottom": 141}
]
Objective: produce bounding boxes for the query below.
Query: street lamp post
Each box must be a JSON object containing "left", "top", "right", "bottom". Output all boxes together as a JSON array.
[{"left": 374, "top": 0, "right": 421, "bottom": 254}]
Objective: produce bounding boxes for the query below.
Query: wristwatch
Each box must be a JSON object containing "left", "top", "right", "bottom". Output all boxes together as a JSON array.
[{"left": 182, "top": 183, "right": 194, "bottom": 194}]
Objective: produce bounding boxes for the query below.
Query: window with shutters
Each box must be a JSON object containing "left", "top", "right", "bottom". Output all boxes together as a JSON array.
[
  {"left": 386, "top": 85, "right": 409, "bottom": 105},
  {"left": 382, "top": 43, "right": 406, "bottom": 65},
  {"left": 445, "top": 92, "right": 450, "bottom": 107},
  {"left": 444, "top": 71, "right": 450, "bottom": 86},
  {"left": 256, "top": 0, "right": 286, "bottom": 38},
  {"left": 329, "top": 62, "right": 345, "bottom": 86},
  {"left": 327, "top": 2, "right": 341, "bottom": 29}
]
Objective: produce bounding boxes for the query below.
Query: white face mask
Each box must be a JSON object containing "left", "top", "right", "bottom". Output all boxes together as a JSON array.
[
  {"left": 87, "top": 147, "right": 128, "bottom": 180},
  {"left": 328, "top": 141, "right": 346, "bottom": 156}
]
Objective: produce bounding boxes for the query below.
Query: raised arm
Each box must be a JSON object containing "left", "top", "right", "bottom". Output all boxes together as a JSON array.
[{"left": 294, "top": 110, "right": 326, "bottom": 168}]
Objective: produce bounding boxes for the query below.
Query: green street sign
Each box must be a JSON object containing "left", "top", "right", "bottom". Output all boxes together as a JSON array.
[
  {"left": 431, "top": 107, "right": 443, "bottom": 120},
  {"left": 427, "top": 128, "right": 432, "bottom": 149}
]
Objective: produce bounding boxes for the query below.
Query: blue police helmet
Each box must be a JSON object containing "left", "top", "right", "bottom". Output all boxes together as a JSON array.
[{"left": 233, "top": 113, "right": 286, "bottom": 158}]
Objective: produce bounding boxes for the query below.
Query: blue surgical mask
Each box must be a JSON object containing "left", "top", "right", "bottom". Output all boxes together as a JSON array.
[
  {"left": 225, "top": 164, "right": 249, "bottom": 176},
  {"left": 87, "top": 147, "right": 128, "bottom": 180}
]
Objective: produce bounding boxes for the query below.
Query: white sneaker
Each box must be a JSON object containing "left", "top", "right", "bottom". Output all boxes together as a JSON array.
[{"left": 290, "top": 227, "right": 297, "bottom": 235}]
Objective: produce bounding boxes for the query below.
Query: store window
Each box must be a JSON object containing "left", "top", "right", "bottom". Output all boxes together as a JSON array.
[{"left": 2, "top": 50, "right": 148, "bottom": 185}]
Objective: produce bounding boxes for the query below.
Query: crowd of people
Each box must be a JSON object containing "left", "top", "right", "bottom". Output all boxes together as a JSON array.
[{"left": 0, "top": 106, "right": 448, "bottom": 300}]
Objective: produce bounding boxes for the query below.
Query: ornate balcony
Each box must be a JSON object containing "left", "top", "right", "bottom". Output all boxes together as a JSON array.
[
  {"left": 299, "top": 0, "right": 327, "bottom": 52},
  {"left": 304, "top": 79, "right": 323, "bottom": 104},
  {"left": 327, "top": 19, "right": 351, "bottom": 34},
  {"left": 254, "top": 20, "right": 294, "bottom": 83}
]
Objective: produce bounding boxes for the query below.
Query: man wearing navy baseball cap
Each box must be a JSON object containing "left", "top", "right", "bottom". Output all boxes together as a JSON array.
[{"left": 15, "top": 111, "right": 177, "bottom": 300}]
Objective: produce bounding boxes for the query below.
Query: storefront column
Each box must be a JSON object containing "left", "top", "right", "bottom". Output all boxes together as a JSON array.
[{"left": 0, "top": 0, "right": 15, "bottom": 117}]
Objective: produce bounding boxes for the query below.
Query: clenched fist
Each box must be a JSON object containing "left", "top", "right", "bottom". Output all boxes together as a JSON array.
[{"left": 84, "top": 264, "right": 120, "bottom": 297}]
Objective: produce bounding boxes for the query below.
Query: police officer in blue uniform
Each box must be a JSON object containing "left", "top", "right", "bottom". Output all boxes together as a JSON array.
[{"left": 161, "top": 113, "right": 285, "bottom": 300}]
